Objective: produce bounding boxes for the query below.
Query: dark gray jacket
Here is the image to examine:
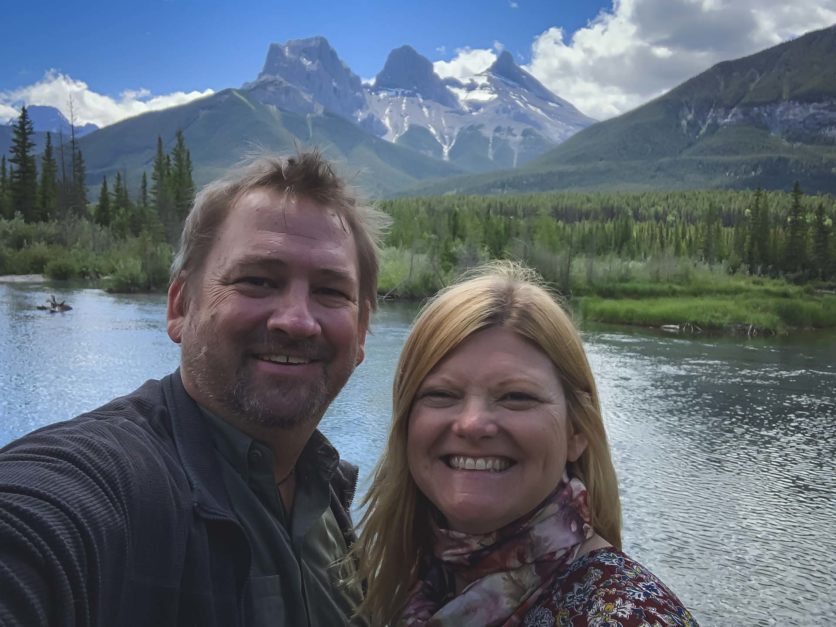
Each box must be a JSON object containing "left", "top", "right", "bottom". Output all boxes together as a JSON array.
[{"left": 0, "top": 371, "right": 358, "bottom": 626}]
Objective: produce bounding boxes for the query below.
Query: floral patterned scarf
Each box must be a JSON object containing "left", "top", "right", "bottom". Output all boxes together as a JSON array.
[{"left": 400, "top": 475, "right": 592, "bottom": 627}]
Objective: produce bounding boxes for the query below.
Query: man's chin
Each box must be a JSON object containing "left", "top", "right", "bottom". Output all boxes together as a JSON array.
[{"left": 232, "top": 388, "right": 328, "bottom": 430}]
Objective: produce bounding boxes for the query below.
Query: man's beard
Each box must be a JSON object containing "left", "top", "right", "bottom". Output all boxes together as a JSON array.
[{"left": 182, "top": 335, "right": 354, "bottom": 430}]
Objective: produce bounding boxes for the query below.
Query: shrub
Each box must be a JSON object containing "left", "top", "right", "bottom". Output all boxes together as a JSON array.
[{"left": 107, "top": 258, "right": 147, "bottom": 293}]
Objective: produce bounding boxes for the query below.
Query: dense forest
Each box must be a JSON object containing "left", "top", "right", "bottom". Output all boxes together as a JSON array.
[{"left": 378, "top": 187, "right": 836, "bottom": 292}]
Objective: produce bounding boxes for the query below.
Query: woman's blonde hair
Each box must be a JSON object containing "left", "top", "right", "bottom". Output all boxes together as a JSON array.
[{"left": 352, "top": 261, "right": 622, "bottom": 625}]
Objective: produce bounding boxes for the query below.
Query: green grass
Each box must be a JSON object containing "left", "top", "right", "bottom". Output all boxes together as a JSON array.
[{"left": 578, "top": 294, "right": 836, "bottom": 334}]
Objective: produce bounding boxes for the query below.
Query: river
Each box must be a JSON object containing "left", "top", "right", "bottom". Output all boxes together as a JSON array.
[{"left": 1, "top": 282, "right": 834, "bottom": 626}]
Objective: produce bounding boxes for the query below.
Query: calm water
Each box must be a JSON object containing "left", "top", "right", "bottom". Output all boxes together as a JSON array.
[{"left": 1, "top": 282, "right": 834, "bottom": 626}]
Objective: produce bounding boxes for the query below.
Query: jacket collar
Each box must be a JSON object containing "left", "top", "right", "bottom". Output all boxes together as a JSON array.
[{"left": 162, "top": 370, "right": 236, "bottom": 518}]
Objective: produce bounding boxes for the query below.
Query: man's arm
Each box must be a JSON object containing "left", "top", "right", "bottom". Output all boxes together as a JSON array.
[{"left": 0, "top": 420, "right": 139, "bottom": 626}]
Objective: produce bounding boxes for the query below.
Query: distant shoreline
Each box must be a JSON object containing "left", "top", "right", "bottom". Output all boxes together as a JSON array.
[{"left": 0, "top": 274, "right": 46, "bottom": 283}]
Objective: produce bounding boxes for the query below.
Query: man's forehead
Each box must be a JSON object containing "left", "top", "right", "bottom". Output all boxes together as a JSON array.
[{"left": 230, "top": 187, "right": 350, "bottom": 241}]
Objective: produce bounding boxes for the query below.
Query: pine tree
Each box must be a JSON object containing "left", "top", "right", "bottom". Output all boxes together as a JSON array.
[
  {"left": 783, "top": 182, "right": 807, "bottom": 275},
  {"left": 95, "top": 177, "right": 112, "bottom": 227},
  {"left": 70, "top": 147, "right": 87, "bottom": 216},
  {"left": 9, "top": 106, "right": 38, "bottom": 221},
  {"left": 747, "top": 189, "right": 770, "bottom": 274},
  {"left": 111, "top": 172, "right": 128, "bottom": 237},
  {"left": 151, "top": 136, "right": 174, "bottom": 239},
  {"left": 811, "top": 202, "right": 832, "bottom": 279},
  {"left": 38, "top": 133, "right": 59, "bottom": 221},
  {"left": 139, "top": 171, "right": 149, "bottom": 210},
  {"left": 171, "top": 129, "right": 195, "bottom": 228},
  {"left": 0, "top": 156, "right": 10, "bottom": 219}
]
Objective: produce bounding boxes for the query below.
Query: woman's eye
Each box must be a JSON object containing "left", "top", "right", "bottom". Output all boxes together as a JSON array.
[
  {"left": 501, "top": 391, "right": 538, "bottom": 403},
  {"left": 419, "top": 389, "right": 455, "bottom": 401}
]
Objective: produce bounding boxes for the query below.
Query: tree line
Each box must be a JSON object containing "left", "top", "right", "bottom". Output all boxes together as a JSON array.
[
  {"left": 378, "top": 186, "right": 835, "bottom": 286},
  {"left": 0, "top": 106, "right": 195, "bottom": 247},
  {"left": 0, "top": 106, "right": 196, "bottom": 290}
]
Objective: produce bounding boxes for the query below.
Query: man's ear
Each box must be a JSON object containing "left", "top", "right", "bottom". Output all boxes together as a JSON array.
[{"left": 166, "top": 278, "right": 188, "bottom": 344}]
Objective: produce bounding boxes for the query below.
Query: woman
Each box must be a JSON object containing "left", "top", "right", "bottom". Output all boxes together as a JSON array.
[{"left": 353, "top": 262, "right": 698, "bottom": 626}]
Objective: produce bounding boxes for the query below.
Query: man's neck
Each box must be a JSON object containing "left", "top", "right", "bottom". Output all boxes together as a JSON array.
[{"left": 221, "top": 413, "right": 318, "bottom": 484}]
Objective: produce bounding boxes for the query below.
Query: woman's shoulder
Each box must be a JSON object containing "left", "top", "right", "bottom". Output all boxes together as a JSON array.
[{"left": 522, "top": 548, "right": 699, "bottom": 627}]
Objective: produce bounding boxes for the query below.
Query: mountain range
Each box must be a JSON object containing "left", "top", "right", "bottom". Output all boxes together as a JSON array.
[
  {"left": 412, "top": 24, "right": 836, "bottom": 196},
  {"left": 57, "top": 36, "right": 592, "bottom": 197},
  {"left": 3, "top": 25, "right": 836, "bottom": 197}
]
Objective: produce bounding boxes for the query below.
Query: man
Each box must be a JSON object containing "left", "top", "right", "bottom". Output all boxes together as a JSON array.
[{"left": 0, "top": 152, "right": 388, "bottom": 626}]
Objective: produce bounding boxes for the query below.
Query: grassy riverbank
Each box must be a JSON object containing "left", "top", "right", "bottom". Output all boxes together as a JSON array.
[{"left": 378, "top": 248, "right": 836, "bottom": 334}]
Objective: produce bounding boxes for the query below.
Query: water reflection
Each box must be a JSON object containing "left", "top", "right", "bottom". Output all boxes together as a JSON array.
[{"left": 1, "top": 283, "right": 834, "bottom": 625}]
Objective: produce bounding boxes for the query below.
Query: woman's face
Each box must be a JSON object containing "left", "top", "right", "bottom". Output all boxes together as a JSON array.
[{"left": 407, "top": 326, "right": 588, "bottom": 535}]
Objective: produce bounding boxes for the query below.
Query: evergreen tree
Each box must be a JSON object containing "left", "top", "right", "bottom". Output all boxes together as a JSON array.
[
  {"left": 783, "top": 182, "right": 807, "bottom": 275},
  {"left": 38, "top": 133, "right": 59, "bottom": 221},
  {"left": 95, "top": 177, "right": 112, "bottom": 227},
  {"left": 9, "top": 106, "right": 38, "bottom": 221},
  {"left": 0, "top": 156, "right": 10, "bottom": 219},
  {"left": 71, "top": 146, "right": 88, "bottom": 216},
  {"left": 151, "top": 136, "right": 174, "bottom": 239},
  {"left": 111, "top": 172, "right": 129, "bottom": 237},
  {"left": 171, "top": 129, "right": 195, "bottom": 230},
  {"left": 701, "top": 204, "right": 722, "bottom": 263},
  {"left": 56, "top": 130, "right": 70, "bottom": 218},
  {"left": 139, "top": 171, "right": 149, "bottom": 210},
  {"left": 748, "top": 189, "right": 771, "bottom": 273},
  {"left": 811, "top": 202, "right": 832, "bottom": 279},
  {"left": 151, "top": 131, "right": 195, "bottom": 244}
]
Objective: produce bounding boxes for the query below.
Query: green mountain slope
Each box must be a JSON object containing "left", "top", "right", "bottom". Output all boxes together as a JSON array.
[
  {"left": 76, "top": 89, "right": 461, "bottom": 197},
  {"left": 406, "top": 24, "right": 836, "bottom": 197}
]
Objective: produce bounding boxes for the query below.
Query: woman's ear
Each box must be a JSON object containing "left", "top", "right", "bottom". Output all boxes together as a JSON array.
[{"left": 567, "top": 427, "right": 588, "bottom": 463}]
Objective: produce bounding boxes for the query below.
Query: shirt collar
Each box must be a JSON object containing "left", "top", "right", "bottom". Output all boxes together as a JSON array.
[{"left": 200, "top": 407, "right": 340, "bottom": 482}]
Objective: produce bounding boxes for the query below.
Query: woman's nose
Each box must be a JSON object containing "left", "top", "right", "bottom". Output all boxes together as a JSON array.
[{"left": 450, "top": 398, "right": 499, "bottom": 439}]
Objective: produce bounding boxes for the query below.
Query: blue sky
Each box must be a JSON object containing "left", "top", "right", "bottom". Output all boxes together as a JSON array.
[
  {"left": 1, "top": 0, "right": 605, "bottom": 94},
  {"left": 2, "top": 0, "right": 835, "bottom": 126}
]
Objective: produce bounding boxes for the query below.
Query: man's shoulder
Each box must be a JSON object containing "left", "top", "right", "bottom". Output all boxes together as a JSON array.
[
  {"left": 7, "top": 378, "right": 170, "bottom": 449},
  {"left": 0, "top": 376, "right": 184, "bottom": 487}
]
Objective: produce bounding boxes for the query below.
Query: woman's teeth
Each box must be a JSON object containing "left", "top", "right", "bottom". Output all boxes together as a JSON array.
[{"left": 447, "top": 456, "right": 511, "bottom": 472}]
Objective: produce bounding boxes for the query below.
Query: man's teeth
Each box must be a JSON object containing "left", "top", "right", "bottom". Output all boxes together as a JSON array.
[
  {"left": 262, "top": 355, "right": 310, "bottom": 365},
  {"left": 447, "top": 456, "right": 511, "bottom": 472}
]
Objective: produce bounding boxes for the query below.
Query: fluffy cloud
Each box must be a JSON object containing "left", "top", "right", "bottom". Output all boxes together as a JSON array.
[
  {"left": 430, "top": 1, "right": 836, "bottom": 120},
  {"left": 434, "top": 47, "right": 498, "bottom": 83},
  {"left": 0, "top": 70, "right": 214, "bottom": 127},
  {"left": 525, "top": 0, "right": 836, "bottom": 120}
]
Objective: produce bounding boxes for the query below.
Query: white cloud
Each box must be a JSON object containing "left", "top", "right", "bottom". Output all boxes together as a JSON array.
[
  {"left": 0, "top": 70, "right": 214, "bottom": 128},
  {"left": 0, "top": 102, "right": 18, "bottom": 123},
  {"left": 433, "top": 47, "right": 499, "bottom": 83},
  {"left": 525, "top": 0, "right": 836, "bottom": 120}
]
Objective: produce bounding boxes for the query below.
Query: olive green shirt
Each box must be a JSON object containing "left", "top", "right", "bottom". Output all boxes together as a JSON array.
[{"left": 203, "top": 410, "right": 362, "bottom": 626}]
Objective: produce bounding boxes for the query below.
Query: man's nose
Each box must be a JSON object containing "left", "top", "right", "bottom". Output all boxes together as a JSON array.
[
  {"left": 266, "top": 283, "right": 321, "bottom": 338},
  {"left": 450, "top": 398, "right": 499, "bottom": 439}
]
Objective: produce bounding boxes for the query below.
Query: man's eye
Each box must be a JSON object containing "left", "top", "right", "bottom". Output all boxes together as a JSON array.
[
  {"left": 238, "top": 277, "right": 272, "bottom": 288},
  {"left": 316, "top": 287, "right": 350, "bottom": 300}
]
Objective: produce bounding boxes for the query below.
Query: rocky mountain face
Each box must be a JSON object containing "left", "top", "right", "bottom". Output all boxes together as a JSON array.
[
  {"left": 410, "top": 24, "right": 836, "bottom": 196},
  {"left": 25, "top": 105, "right": 98, "bottom": 137},
  {"left": 243, "top": 37, "right": 371, "bottom": 125},
  {"left": 241, "top": 37, "right": 594, "bottom": 171}
]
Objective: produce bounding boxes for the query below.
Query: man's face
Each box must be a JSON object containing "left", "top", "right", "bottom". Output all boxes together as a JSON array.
[{"left": 167, "top": 187, "right": 368, "bottom": 430}]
